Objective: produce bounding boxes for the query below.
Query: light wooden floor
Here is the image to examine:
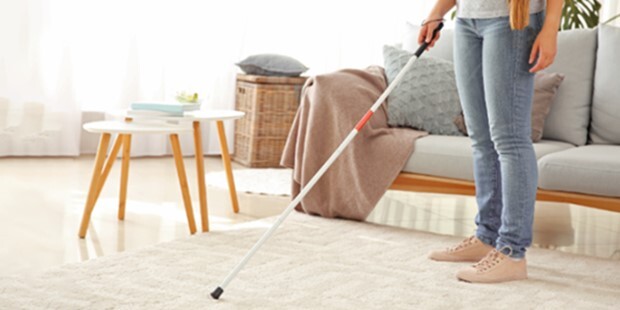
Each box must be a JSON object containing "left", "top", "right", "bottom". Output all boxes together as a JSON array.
[
  {"left": 1, "top": 156, "right": 619, "bottom": 277},
  {"left": 0, "top": 156, "right": 289, "bottom": 276}
]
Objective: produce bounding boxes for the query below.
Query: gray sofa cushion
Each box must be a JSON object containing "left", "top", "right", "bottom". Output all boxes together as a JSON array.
[
  {"left": 383, "top": 46, "right": 463, "bottom": 136},
  {"left": 543, "top": 29, "right": 597, "bottom": 146},
  {"left": 403, "top": 25, "right": 597, "bottom": 146},
  {"left": 401, "top": 135, "right": 574, "bottom": 181},
  {"left": 538, "top": 145, "right": 620, "bottom": 197},
  {"left": 236, "top": 54, "right": 308, "bottom": 77},
  {"left": 589, "top": 24, "right": 620, "bottom": 144}
]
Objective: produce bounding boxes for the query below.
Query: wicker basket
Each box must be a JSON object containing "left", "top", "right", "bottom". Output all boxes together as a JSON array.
[{"left": 232, "top": 74, "right": 308, "bottom": 167}]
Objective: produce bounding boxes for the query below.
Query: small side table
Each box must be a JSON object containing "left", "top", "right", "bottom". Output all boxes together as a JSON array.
[
  {"left": 108, "top": 110, "right": 245, "bottom": 233},
  {"left": 79, "top": 120, "right": 197, "bottom": 238}
]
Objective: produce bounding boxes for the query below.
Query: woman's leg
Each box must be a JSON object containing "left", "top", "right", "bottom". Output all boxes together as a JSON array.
[
  {"left": 454, "top": 12, "right": 545, "bottom": 283},
  {"left": 454, "top": 18, "right": 503, "bottom": 248},
  {"left": 427, "top": 23, "right": 498, "bottom": 262},
  {"left": 479, "top": 12, "right": 544, "bottom": 258}
]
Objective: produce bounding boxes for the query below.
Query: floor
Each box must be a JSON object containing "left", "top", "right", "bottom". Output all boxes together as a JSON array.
[
  {"left": 0, "top": 156, "right": 619, "bottom": 277},
  {"left": 0, "top": 156, "right": 289, "bottom": 276}
]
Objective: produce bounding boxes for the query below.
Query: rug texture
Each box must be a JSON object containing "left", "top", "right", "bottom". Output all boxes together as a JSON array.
[{"left": 1, "top": 213, "right": 618, "bottom": 309}]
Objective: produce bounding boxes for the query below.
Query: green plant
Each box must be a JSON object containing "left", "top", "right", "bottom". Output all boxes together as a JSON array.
[
  {"left": 176, "top": 91, "right": 200, "bottom": 104},
  {"left": 561, "top": 0, "right": 601, "bottom": 30}
]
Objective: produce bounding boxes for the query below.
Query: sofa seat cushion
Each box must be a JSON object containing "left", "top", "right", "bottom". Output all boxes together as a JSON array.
[
  {"left": 401, "top": 135, "right": 574, "bottom": 181},
  {"left": 538, "top": 145, "right": 620, "bottom": 198}
]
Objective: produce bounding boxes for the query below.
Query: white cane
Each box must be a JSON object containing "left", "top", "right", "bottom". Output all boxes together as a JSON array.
[{"left": 211, "top": 23, "right": 444, "bottom": 300}]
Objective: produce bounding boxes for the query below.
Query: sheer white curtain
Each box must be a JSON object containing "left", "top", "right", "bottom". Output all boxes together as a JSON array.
[
  {"left": 2, "top": 0, "right": 620, "bottom": 157},
  {"left": 0, "top": 0, "right": 81, "bottom": 156},
  {"left": 0, "top": 0, "right": 435, "bottom": 156}
]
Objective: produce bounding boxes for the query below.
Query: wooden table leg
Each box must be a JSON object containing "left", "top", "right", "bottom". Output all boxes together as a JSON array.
[
  {"left": 118, "top": 134, "right": 132, "bottom": 220},
  {"left": 216, "top": 120, "right": 239, "bottom": 213},
  {"left": 170, "top": 134, "right": 197, "bottom": 234},
  {"left": 94, "top": 134, "right": 123, "bottom": 202},
  {"left": 79, "top": 133, "right": 111, "bottom": 238},
  {"left": 192, "top": 121, "right": 209, "bottom": 232}
]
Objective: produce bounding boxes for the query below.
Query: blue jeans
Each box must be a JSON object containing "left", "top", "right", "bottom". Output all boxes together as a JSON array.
[{"left": 453, "top": 12, "right": 544, "bottom": 258}]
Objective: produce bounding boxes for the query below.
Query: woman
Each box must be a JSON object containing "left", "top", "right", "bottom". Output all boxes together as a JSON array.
[{"left": 421, "top": 0, "right": 563, "bottom": 283}]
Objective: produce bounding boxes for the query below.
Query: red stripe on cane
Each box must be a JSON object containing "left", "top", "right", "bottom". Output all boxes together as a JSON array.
[{"left": 355, "top": 110, "right": 374, "bottom": 131}]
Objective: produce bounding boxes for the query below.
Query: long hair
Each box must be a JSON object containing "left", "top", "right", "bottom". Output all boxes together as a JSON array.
[{"left": 509, "top": 0, "right": 530, "bottom": 30}]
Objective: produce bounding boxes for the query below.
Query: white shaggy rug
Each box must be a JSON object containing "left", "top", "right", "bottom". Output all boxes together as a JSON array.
[
  {"left": 206, "top": 168, "right": 291, "bottom": 196},
  {"left": 1, "top": 213, "right": 619, "bottom": 309}
]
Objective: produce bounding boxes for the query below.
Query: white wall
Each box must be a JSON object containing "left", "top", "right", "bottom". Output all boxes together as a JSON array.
[{"left": 602, "top": 0, "right": 620, "bottom": 25}]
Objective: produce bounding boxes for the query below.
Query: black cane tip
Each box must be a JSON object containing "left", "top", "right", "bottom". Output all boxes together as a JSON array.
[{"left": 211, "top": 287, "right": 224, "bottom": 300}]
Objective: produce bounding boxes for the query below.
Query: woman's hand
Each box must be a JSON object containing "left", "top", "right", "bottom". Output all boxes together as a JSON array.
[
  {"left": 418, "top": 20, "right": 443, "bottom": 51},
  {"left": 529, "top": 27, "right": 558, "bottom": 73}
]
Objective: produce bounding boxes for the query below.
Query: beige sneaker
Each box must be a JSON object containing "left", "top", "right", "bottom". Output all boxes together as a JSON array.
[
  {"left": 456, "top": 249, "right": 527, "bottom": 283},
  {"left": 428, "top": 236, "right": 494, "bottom": 262}
]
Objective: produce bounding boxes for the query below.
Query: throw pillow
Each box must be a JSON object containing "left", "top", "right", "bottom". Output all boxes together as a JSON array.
[
  {"left": 236, "top": 54, "right": 308, "bottom": 77},
  {"left": 383, "top": 45, "right": 463, "bottom": 136},
  {"left": 453, "top": 72, "right": 565, "bottom": 142}
]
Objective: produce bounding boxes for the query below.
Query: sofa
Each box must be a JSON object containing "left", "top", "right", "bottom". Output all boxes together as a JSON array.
[{"left": 390, "top": 24, "right": 620, "bottom": 213}]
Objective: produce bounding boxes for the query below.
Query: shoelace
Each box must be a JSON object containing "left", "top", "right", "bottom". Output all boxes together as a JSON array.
[
  {"left": 447, "top": 236, "right": 477, "bottom": 253},
  {"left": 473, "top": 249, "right": 503, "bottom": 272},
  {"left": 473, "top": 246, "right": 513, "bottom": 272}
]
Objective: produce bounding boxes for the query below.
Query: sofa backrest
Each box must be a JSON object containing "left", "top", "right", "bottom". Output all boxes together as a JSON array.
[
  {"left": 589, "top": 24, "right": 620, "bottom": 145},
  {"left": 544, "top": 29, "right": 597, "bottom": 146},
  {"left": 402, "top": 23, "right": 597, "bottom": 146}
]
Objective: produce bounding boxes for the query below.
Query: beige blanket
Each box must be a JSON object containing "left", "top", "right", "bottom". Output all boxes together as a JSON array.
[{"left": 281, "top": 66, "right": 427, "bottom": 220}]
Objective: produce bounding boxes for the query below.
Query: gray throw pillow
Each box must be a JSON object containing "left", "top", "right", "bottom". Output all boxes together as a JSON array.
[
  {"left": 454, "top": 72, "right": 565, "bottom": 143},
  {"left": 236, "top": 54, "right": 308, "bottom": 77},
  {"left": 383, "top": 45, "right": 463, "bottom": 136}
]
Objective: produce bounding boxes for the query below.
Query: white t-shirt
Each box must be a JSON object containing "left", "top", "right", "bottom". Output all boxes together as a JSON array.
[{"left": 456, "top": 0, "right": 545, "bottom": 19}]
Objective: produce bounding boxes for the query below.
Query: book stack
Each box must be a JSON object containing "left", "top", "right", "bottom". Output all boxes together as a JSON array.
[{"left": 127, "top": 102, "right": 201, "bottom": 117}]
